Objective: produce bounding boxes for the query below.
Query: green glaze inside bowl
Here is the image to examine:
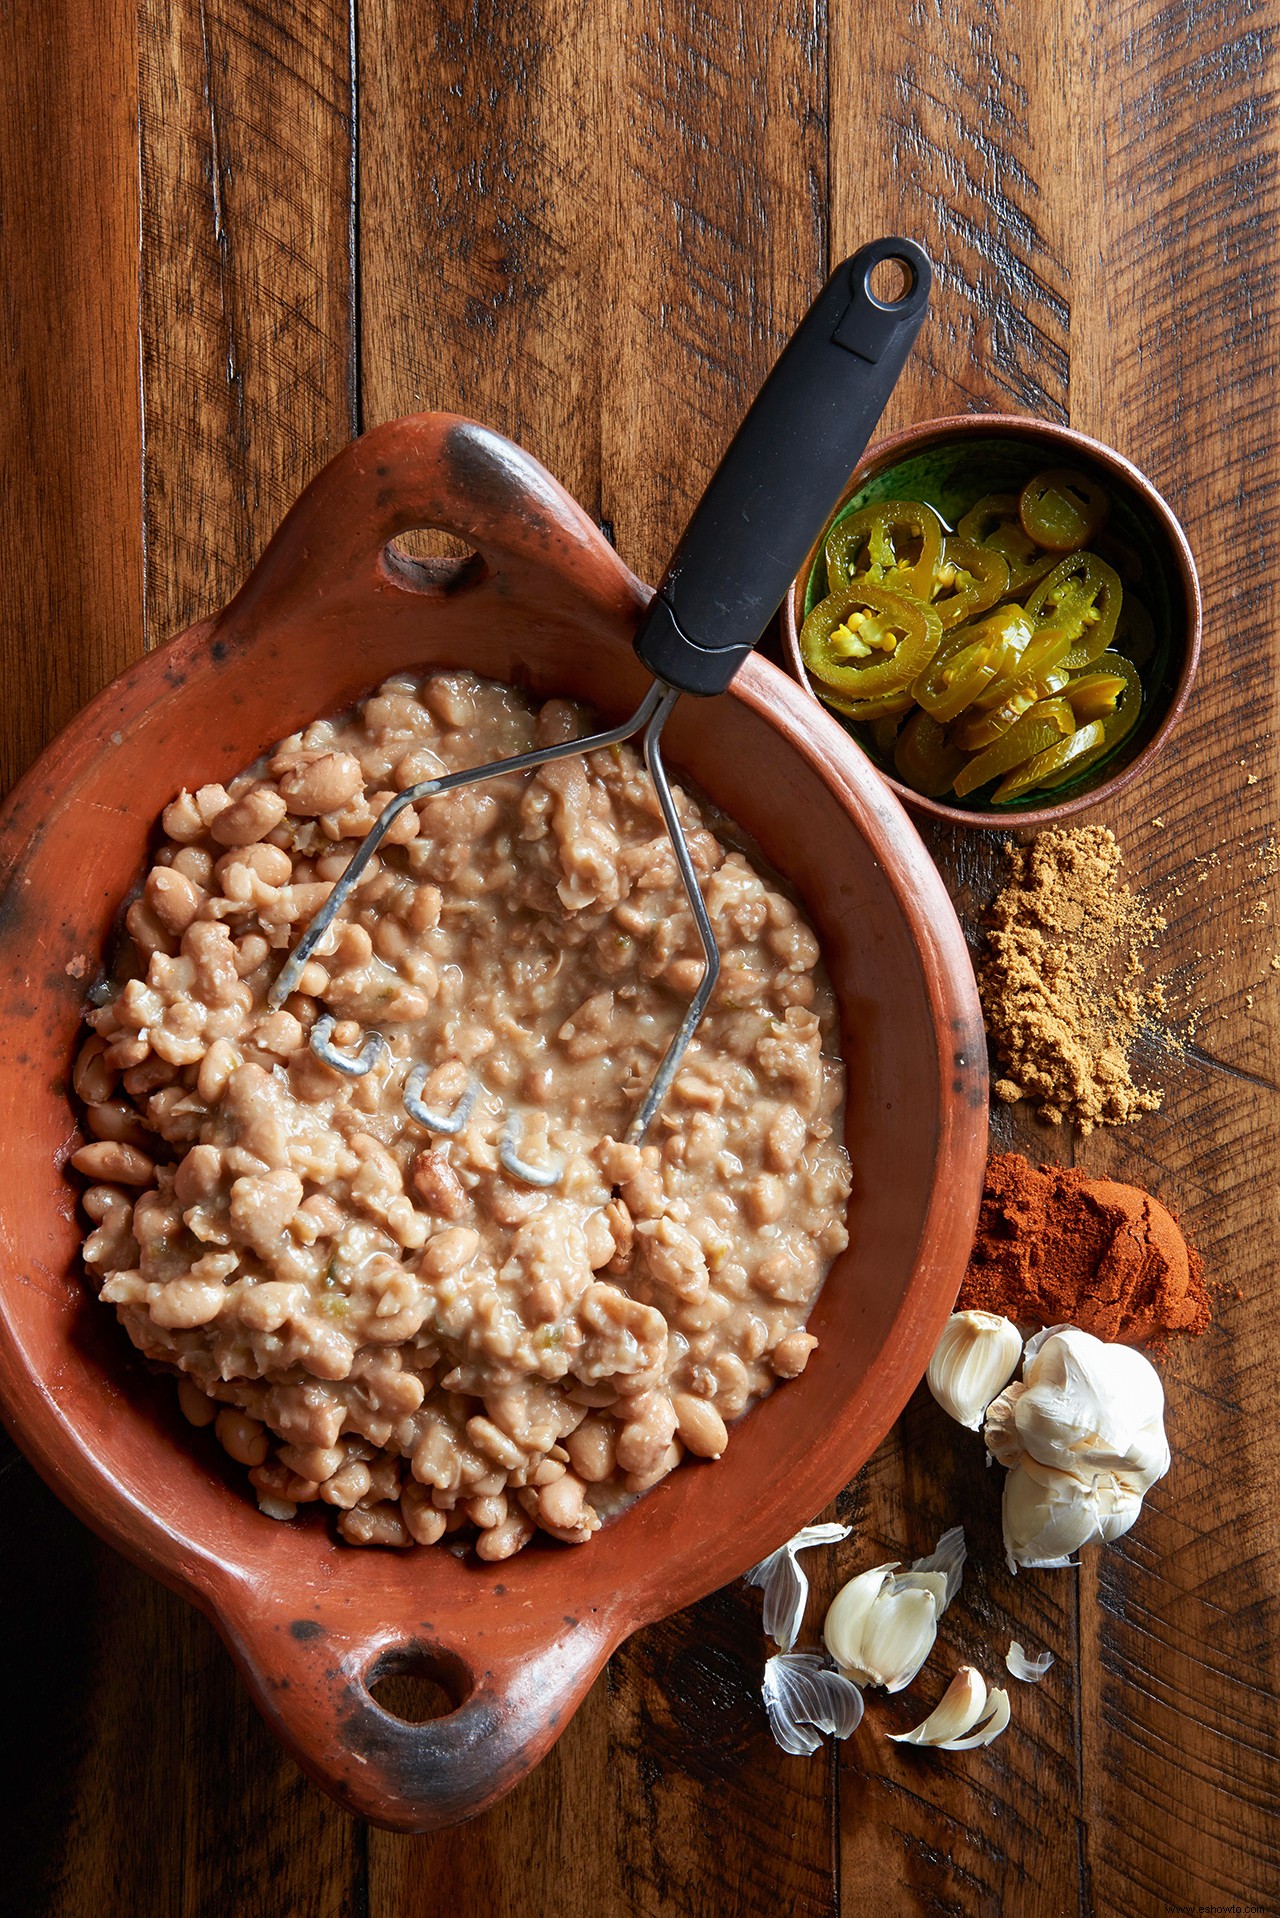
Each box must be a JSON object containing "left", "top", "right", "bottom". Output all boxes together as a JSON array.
[{"left": 800, "top": 437, "right": 1181, "bottom": 816}]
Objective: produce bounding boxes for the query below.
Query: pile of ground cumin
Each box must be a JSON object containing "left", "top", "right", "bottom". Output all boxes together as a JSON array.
[{"left": 978, "top": 826, "right": 1164, "bottom": 1131}]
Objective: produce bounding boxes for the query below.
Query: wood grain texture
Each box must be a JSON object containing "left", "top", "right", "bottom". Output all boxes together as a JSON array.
[
  {"left": 0, "top": 0, "right": 143, "bottom": 795},
  {"left": 1068, "top": 3, "right": 1280, "bottom": 1911},
  {"left": 3, "top": 0, "right": 1279, "bottom": 1910},
  {"left": 138, "top": 0, "right": 357, "bottom": 641},
  {"left": 1, "top": 2, "right": 365, "bottom": 1914}
]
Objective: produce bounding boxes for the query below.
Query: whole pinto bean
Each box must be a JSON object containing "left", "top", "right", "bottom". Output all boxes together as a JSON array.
[
  {"left": 69, "top": 1139, "right": 155, "bottom": 1187},
  {"left": 529, "top": 1470, "right": 597, "bottom": 1541},
  {"left": 145, "top": 864, "right": 206, "bottom": 935},
  {"left": 210, "top": 783, "right": 288, "bottom": 848},
  {"left": 671, "top": 1392, "right": 728, "bottom": 1459},
  {"left": 614, "top": 1390, "right": 679, "bottom": 1476},
  {"left": 73, "top": 1035, "right": 116, "bottom": 1106},
  {"left": 277, "top": 753, "right": 364, "bottom": 817},
  {"left": 475, "top": 1506, "right": 536, "bottom": 1561},
  {"left": 563, "top": 1413, "right": 617, "bottom": 1483}
]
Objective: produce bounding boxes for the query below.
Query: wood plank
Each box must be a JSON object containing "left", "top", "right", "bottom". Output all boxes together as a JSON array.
[
  {"left": 0, "top": 0, "right": 143, "bottom": 795},
  {"left": 829, "top": 12, "right": 1085, "bottom": 1912},
  {"left": 136, "top": 0, "right": 363, "bottom": 1894},
  {"left": 358, "top": 0, "right": 606, "bottom": 522},
  {"left": 139, "top": 0, "right": 357, "bottom": 645},
  {"left": 3, "top": 5, "right": 362, "bottom": 1915},
  {"left": 603, "top": 11, "right": 835, "bottom": 1912},
  {"left": 357, "top": 6, "right": 618, "bottom": 1904},
  {"left": 358, "top": 3, "right": 832, "bottom": 1912},
  {"left": 1068, "top": 2, "right": 1280, "bottom": 1909}
]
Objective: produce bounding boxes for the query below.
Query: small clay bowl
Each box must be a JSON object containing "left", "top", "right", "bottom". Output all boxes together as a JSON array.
[
  {"left": 0, "top": 415, "right": 988, "bottom": 1833},
  {"left": 782, "top": 414, "right": 1202, "bottom": 829}
]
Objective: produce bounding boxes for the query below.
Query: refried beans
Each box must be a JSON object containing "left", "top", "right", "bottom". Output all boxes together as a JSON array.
[{"left": 70, "top": 671, "right": 851, "bottom": 1557}]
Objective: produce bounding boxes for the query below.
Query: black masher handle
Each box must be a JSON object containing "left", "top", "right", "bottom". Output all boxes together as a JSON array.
[{"left": 633, "top": 237, "right": 932, "bottom": 698}]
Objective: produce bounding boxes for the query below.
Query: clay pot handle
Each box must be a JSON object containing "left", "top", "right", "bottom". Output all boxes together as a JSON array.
[
  {"left": 214, "top": 1582, "right": 613, "bottom": 1832},
  {"left": 224, "top": 411, "right": 647, "bottom": 638}
]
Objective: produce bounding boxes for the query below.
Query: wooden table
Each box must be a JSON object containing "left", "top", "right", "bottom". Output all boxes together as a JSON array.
[{"left": 2, "top": 3, "right": 1276, "bottom": 1912}]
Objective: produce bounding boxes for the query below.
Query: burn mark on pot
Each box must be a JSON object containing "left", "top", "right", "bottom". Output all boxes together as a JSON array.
[
  {"left": 951, "top": 1015, "right": 990, "bottom": 1107},
  {"left": 290, "top": 1617, "right": 324, "bottom": 1641},
  {"left": 210, "top": 638, "right": 229, "bottom": 664},
  {"left": 162, "top": 664, "right": 187, "bottom": 689},
  {"left": 443, "top": 421, "right": 553, "bottom": 549},
  {"left": 337, "top": 1676, "right": 500, "bottom": 1800},
  {"left": 0, "top": 876, "right": 31, "bottom": 944}
]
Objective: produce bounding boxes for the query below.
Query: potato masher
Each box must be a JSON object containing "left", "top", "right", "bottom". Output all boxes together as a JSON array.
[{"left": 268, "top": 238, "right": 932, "bottom": 1180}]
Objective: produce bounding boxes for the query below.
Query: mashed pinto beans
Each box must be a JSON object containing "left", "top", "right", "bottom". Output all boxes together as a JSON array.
[{"left": 72, "top": 672, "right": 851, "bottom": 1556}]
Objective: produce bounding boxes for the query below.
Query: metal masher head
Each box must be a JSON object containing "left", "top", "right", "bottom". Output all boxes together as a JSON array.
[
  {"left": 266, "top": 680, "right": 719, "bottom": 1183},
  {"left": 266, "top": 238, "right": 933, "bottom": 1184}
]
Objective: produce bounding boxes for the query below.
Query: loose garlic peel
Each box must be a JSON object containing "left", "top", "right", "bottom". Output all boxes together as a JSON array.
[
  {"left": 888, "top": 1665, "right": 1011, "bottom": 1750},
  {"left": 926, "top": 1310, "right": 1022, "bottom": 1431},
  {"left": 746, "top": 1521, "right": 851, "bottom": 1652},
  {"left": 1006, "top": 1640, "right": 1054, "bottom": 1682},
  {"left": 762, "top": 1652, "right": 864, "bottom": 1756}
]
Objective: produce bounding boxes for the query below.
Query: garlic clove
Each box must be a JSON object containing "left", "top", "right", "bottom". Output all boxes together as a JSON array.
[
  {"left": 846, "top": 1582, "right": 940, "bottom": 1693},
  {"left": 822, "top": 1563, "right": 898, "bottom": 1677},
  {"left": 1003, "top": 1457, "right": 1093, "bottom": 1570},
  {"left": 1006, "top": 1640, "right": 1054, "bottom": 1682},
  {"left": 1093, "top": 1470, "right": 1146, "bottom": 1544},
  {"left": 1015, "top": 1326, "right": 1170, "bottom": 1491},
  {"left": 824, "top": 1526, "right": 966, "bottom": 1690},
  {"left": 942, "top": 1685, "right": 1010, "bottom": 1749},
  {"left": 926, "top": 1311, "right": 1023, "bottom": 1431},
  {"left": 887, "top": 1666, "right": 1011, "bottom": 1749},
  {"left": 746, "top": 1520, "right": 852, "bottom": 1652},
  {"left": 893, "top": 1569, "right": 950, "bottom": 1615},
  {"left": 762, "top": 1651, "right": 864, "bottom": 1756},
  {"left": 983, "top": 1382, "right": 1027, "bottom": 1468},
  {"left": 889, "top": 1664, "right": 987, "bottom": 1745},
  {"left": 910, "top": 1524, "right": 967, "bottom": 1612}
]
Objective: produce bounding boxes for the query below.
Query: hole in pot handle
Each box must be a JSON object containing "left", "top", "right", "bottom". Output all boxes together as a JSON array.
[
  {"left": 223, "top": 411, "right": 648, "bottom": 639},
  {"left": 221, "top": 1595, "right": 614, "bottom": 1833}
]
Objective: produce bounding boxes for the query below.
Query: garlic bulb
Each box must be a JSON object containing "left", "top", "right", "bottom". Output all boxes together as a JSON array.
[
  {"left": 746, "top": 1521, "right": 851, "bottom": 1652},
  {"left": 926, "top": 1311, "right": 1022, "bottom": 1430},
  {"left": 888, "top": 1664, "right": 1011, "bottom": 1749},
  {"left": 823, "top": 1526, "right": 965, "bottom": 1692},
  {"left": 985, "top": 1325, "right": 1170, "bottom": 1492},
  {"left": 1001, "top": 1455, "right": 1145, "bottom": 1571},
  {"left": 761, "top": 1652, "right": 864, "bottom": 1755}
]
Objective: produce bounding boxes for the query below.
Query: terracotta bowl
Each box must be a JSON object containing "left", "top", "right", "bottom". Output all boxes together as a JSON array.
[
  {"left": 782, "top": 413, "right": 1202, "bottom": 829},
  {"left": 0, "top": 415, "right": 987, "bottom": 1831}
]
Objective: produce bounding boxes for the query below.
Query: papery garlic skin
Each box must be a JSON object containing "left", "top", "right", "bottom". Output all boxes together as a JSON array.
[
  {"left": 762, "top": 1652, "right": 864, "bottom": 1756},
  {"left": 910, "top": 1525, "right": 967, "bottom": 1609},
  {"left": 1014, "top": 1326, "right": 1171, "bottom": 1490},
  {"left": 1001, "top": 1456, "right": 1145, "bottom": 1572},
  {"left": 926, "top": 1311, "right": 1023, "bottom": 1431},
  {"left": 746, "top": 1522, "right": 851, "bottom": 1652},
  {"left": 1006, "top": 1640, "right": 1054, "bottom": 1682}
]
